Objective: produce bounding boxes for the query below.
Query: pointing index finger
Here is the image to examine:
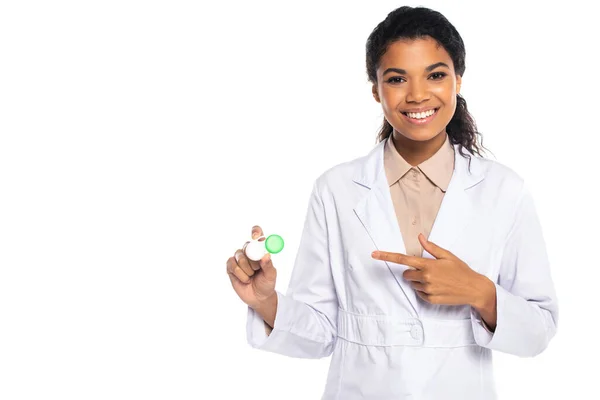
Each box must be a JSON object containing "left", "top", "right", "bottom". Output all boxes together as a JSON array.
[{"left": 371, "top": 251, "right": 428, "bottom": 270}]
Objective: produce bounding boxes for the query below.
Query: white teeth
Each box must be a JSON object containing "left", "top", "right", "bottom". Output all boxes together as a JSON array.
[{"left": 406, "top": 109, "right": 436, "bottom": 119}]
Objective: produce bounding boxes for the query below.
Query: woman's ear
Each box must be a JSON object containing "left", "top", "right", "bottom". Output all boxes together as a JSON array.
[
  {"left": 456, "top": 75, "right": 462, "bottom": 95},
  {"left": 372, "top": 84, "right": 381, "bottom": 103}
]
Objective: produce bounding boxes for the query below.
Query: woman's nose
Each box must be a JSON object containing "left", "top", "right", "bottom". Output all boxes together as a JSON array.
[{"left": 405, "top": 81, "right": 429, "bottom": 103}]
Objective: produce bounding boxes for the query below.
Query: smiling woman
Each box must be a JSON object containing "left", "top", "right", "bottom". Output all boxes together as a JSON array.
[
  {"left": 366, "top": 10, "right": 484, "bottom": 167},
  {"left": 373, "top": 40, "right": 461, "bottom": 142},
  {"left": 226, "top": 5, "right": 558, "bottom": 400}
]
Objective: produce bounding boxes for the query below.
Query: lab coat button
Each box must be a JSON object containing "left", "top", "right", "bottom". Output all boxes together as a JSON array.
[{"left": 410, "top": 325, "right": 422, "bottom": 340}]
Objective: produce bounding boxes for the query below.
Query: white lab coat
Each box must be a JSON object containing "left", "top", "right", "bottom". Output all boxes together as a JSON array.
[{"left": 246, "top": 138, "right": 558, "bottom": 399}]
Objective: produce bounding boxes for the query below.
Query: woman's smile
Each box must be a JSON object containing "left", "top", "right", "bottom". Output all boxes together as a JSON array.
[{"left": 400, "top": 107, "right": 440, "bottom": 125}]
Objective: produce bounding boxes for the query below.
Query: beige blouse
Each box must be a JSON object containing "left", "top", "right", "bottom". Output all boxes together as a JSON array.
[{"left": 384, "top": 133, "right": 455, "bottom": 257}]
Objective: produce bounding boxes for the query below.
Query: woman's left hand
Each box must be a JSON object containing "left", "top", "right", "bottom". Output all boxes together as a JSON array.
[{"left": 371, "top": 233, "right": 494, "bottom": 309}]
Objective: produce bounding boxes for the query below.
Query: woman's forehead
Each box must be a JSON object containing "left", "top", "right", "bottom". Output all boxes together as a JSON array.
[{"left": 380, "top": 38, "right": 453, "bottom": 70}]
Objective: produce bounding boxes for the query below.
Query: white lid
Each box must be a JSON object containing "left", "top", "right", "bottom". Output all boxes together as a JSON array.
[{"left": 244, "top": 240, "right": 265, "bottom": 261}]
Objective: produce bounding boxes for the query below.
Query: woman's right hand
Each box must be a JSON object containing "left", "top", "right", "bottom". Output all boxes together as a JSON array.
[{"left": 226, "top": 225, "right": 277, "bottom": 309}]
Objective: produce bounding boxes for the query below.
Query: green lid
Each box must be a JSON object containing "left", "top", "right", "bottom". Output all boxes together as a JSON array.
[{"left": 265, "top": 234, "right": 284, "bottom": 254}]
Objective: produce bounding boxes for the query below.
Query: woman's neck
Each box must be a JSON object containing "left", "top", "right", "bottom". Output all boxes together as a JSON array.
[{"left": 392, "top": 130, "right": 447, "bottom": 166}]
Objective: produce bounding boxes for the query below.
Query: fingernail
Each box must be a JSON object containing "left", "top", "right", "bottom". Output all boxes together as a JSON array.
[{"left": 372, "top": 251, "right": 379, "bottom": 258}]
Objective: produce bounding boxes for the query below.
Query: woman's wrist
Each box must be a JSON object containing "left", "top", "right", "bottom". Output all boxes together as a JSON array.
[
  {"left": 250, "top": 291, "right": 277, "bottom": 310},
  {"left": 470, "top": 274, "right": 495, "bottom": 311},
  {"left": 250, "top": 292, "right": 278, "bottom": 328},
  {"left": 470, "top": 274, "right": 497, "bottom": 329}
]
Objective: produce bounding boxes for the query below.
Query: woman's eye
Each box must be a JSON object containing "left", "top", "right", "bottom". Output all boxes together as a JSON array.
[
  {"left": 429, "top": 72, "right": 447, "bottom": 80},
  {"left": 387, "top": 77, "right": 405, "bottom": 84}
]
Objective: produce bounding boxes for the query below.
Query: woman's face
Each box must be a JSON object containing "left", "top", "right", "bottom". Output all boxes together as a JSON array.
[{"left": 372, "top": 36, "right": 461, "bottom": 142}]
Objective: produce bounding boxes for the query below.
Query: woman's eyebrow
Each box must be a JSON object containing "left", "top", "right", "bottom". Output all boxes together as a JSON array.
[{"left": 383, "top": 62, "right": 450, "bottom": 76}]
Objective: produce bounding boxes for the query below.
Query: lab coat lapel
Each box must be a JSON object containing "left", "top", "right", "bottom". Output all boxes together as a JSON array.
[
  {"left": 425, "top": 147, "right": 484, "bottom": 259},
  {"left": 353, "top": 140, "right": 419, "bottom": 316},
  {"left": 352, "top": 140, "right": 485, "bottom": 317}
]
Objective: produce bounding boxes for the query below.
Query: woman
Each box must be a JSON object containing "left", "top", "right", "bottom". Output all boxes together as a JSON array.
[{"left": 226, "top": 6, "right": 558, "bottom": 399}]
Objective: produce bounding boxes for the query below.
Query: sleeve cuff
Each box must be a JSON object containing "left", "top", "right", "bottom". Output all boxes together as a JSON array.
[
  {"left": 471, "top": 282, "right": 505, "bottom": 347},
  {"left": 246, "top": 291, "right": 292, "bottom": 350}
]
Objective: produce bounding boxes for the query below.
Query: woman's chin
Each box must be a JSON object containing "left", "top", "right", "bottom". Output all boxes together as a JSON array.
[{"left": 394, "top": 130, "right": 441, "bottom": 143}]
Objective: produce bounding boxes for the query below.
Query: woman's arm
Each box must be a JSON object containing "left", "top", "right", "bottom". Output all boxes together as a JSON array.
[
  {"left": 246, "top": 180, "right": 339, "bottom": 359},
  {"left": 471, "top": 182, "right": 559, "bottom": 357}
]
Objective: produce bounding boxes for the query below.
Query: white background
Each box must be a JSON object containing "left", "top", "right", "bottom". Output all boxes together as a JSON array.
[{"left": 0, "top": 0, "right": 597, "bottom": 399}]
